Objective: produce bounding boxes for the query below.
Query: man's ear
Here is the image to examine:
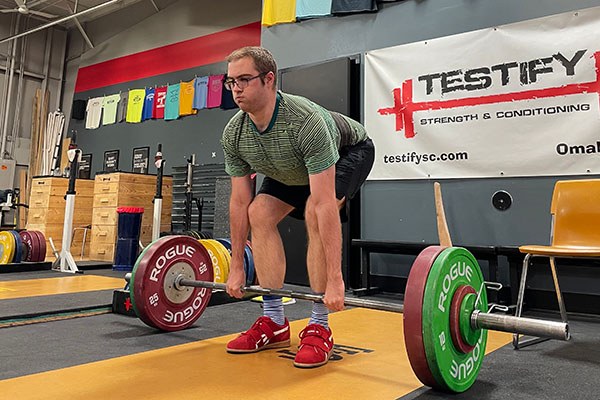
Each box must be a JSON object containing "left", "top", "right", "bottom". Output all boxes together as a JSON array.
[{"left": 265, "top": 71, "right": 276, "bottom": 88}]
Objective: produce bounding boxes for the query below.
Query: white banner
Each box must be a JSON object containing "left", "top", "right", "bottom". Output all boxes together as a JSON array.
[{"left": 365, "top": 7, "right": 600, "bottom": 180}]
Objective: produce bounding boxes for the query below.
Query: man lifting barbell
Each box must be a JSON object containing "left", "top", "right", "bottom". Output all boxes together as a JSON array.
[
  {"left": 123, "top": 46, "right": 570, "bottom": 391},
  {"left": 220, "top": 46, "right": 375, "bottom": 368},
  {"left": 125, "top": 47, "right": 571, "bottom": 388}
]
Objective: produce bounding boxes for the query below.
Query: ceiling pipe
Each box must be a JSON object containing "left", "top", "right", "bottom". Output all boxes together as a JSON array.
[
  {"left": 66, "top": 0, "right": 95, "bottom": 49},
  {"left": 148, "top": 0, "right": 160, "bottom": 12},
  {"left": 0, "top": 0, "right": 122, "bottom": 45}
]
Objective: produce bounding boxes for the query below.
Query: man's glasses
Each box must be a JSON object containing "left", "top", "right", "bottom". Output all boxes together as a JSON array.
[{"left": 224, "top": 73, "right": 266, "bottom": 91}]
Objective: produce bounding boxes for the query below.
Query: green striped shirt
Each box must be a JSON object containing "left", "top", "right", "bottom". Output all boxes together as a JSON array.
[{"left": 221, "top": 92, "right": 368, "bottom": 186}]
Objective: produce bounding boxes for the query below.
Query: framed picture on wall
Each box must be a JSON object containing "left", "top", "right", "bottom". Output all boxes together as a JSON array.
[
  {"left": 78, "top": 153, "right": 92, "bottom": 179},
  {"left": 103, "top": 149, "right": 120, "bottom": 173},
  {"left": 132, "top": 146, "right": 150, "bottom": 174}
]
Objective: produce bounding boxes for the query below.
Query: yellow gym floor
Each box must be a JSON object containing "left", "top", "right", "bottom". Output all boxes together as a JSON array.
[
  {"left": 0, "top": 275, "right": 125, "bottom": 300},
  {"left": 0, "top": 308, "right": 512, "bottom": 400}
]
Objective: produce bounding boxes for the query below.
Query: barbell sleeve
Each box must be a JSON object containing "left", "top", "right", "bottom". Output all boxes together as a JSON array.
[{"left": 471, "top": 310, "right": 570, "bottom": 341}]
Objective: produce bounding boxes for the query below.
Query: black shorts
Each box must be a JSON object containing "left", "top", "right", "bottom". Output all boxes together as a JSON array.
[{"left": 257, "top": 138, "right": 375, "bottom": 220}]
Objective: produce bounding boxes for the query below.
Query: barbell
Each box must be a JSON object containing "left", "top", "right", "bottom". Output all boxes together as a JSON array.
[{"left": 125, "top": 235, "right": 569, "bottom": 393}]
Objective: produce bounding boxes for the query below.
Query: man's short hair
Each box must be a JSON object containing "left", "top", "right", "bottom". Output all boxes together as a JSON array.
[{"left": 227, "top": 46, "right": 277, "bottom": 87}]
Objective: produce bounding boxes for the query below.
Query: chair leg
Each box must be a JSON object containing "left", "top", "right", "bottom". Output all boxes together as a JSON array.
[
  {"left": 549, "top": 257, "right": 569, "bottom": 324},
  {"left": 513, "top": 254, "right": 565, "bottom": 349},
  {"left": 513, "top": 253, "right": 530, "bottom": 349}
]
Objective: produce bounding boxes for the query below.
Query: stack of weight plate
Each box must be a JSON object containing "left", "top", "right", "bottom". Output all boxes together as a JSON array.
[
  {"left": 0, "top": 230, "right": 47, "bottom": 264},
  {"left": 115, "top": 235, "right": 257, "bottom": 319},
  {"left": 199, "top": 238, "right": 255, "bottom": 286}
]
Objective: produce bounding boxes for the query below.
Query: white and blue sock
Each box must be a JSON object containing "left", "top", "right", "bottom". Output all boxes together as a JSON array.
[
  {"left": 309, "top": 297, "right": 329, "bottom": 330},
  {"left": 263, "top": 295, "right": 285, "bottom": 326}
]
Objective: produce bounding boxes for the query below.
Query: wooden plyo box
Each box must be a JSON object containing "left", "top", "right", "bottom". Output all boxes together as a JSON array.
[
  {"left": 89, "top": 172, "right": 172, "bottom": 262},
  {"left": 26, "top": 177, "right": 95, "bottom": 259}
]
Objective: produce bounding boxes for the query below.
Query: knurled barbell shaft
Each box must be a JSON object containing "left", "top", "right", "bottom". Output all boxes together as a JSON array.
[
  {"left": 123, "top": 273, "right": 569, "bottom": 341},
  {"left": 177, "top": 277, "right": 406, "bottom": 313}
]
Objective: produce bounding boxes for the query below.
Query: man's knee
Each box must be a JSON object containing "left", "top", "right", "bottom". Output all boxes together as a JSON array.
[
  {"left": 305, "top": 196, "right": 344, "bottom": 224},
  {"left": 248, "top": 201, "right": 270, "bottom": 228},
  {"left": 248, "top": 196, "right": 291, "bottom": 228}
]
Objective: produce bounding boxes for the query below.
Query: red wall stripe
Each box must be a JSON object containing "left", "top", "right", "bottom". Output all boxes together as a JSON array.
[{"left": 74, "top": 21, "right": 261, "bottom": 93}]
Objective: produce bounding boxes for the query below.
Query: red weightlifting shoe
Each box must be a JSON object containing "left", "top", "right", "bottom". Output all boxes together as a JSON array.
[
  {"left": 227, "top": 316, "right": 290, "bottom": 353},
  {"left": 294, "top": 324, "right": 334, "bottom": 368}
]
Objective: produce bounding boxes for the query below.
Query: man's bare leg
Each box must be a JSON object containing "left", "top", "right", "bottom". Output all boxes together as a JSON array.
[{"left": 248, "top": 194, "right": 294, "bottom": 289}]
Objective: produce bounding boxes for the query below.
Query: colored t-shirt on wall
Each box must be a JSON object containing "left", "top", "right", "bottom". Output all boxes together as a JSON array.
[
  {"left": 296, "top": 0, "right": 332, "bottom": 19},
  {"left": 116, "top": 91, "right": 129, "bottom": 123},
  {"left": 72, "top": 99, "right": 86, "bottom": 120},
  {"left": 85, "top": 97, "right": 103, "bottom": 129},
  {"left": 262, "top": 0, "right": 296, "bottom": 26},
  {"left": 126, "top": 89, "right": 146, "bottom": 123},
  {"left": 207, "top": 75, "right": 224, "bottom": 109},
  {"left": 179, "top": 80, "right": 197, "bottom": 116},
  {"left": 102, "top": 94, "right": 121, "bottom": 125},
  {"left": 193, "top": 76, "right": 209, "bottom": 110},
  {"left": 153, "top": 86, "right": 167, "bottom": 119},
  {"left": 220, "top": 79, "right": 238, "bottom": 110},
  {"left": 331, "top": 0, "right": 378, "bottom": 14},
  {"left": 142, "top": 88, "right": 155, "bottom": 121},
  {"left": 165, "top": 83, "right": 181, "bottom": 121}
]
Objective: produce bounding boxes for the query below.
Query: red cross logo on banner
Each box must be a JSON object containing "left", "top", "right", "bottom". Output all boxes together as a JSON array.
[{"left": 378, "top": 52, "right": 600, "bottom": 139}]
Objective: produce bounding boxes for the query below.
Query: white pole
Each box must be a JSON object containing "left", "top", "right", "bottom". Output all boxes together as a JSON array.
[
  {"left": 0, "top": 16, "right": 20, "bottom": 158},
  {"left": 59, "top": 194, "right": 79, "bottom": 272},
  {"left": 152, "top": 198, "right": 162, "bottom": 241}
]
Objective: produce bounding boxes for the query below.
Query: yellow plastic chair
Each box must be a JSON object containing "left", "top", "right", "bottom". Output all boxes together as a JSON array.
[{"left": 514, "top": 179, "right": 600, "bottom": 348}]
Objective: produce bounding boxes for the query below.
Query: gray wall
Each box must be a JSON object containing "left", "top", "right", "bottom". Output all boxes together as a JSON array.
[
  {"left": 62, "top": 0, "right": 181, "bottom": 150},
  {"left": 76, "top": 0, "right": 258, "bottom": 67},
  {"left": 66, "top": 0, "right": 261, "bottom": 175},
  {"left": 263, "top": 0, "right": 600, "bottom": 287},
  {"left": 263, "top": 0, "right": 600, "bottom": 71}
]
